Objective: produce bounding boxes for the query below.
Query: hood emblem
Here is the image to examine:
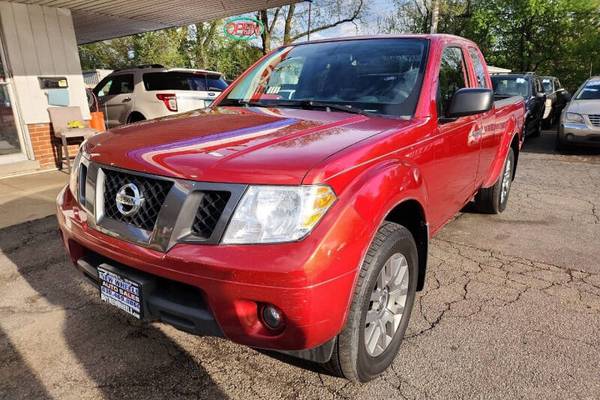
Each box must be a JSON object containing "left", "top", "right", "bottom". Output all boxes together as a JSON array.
[{"left": 115, "top": 183, "right": 145, "bottom": 216}]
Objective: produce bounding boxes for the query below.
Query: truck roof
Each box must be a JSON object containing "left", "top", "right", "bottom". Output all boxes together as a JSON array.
[{"left": 289, "top": 34, "right": 479, "bottom": 48}]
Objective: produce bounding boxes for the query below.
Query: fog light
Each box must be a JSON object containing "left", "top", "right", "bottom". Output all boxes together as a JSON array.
[{"left": 262, "top": 304, "right": 284, "bottom": 330}]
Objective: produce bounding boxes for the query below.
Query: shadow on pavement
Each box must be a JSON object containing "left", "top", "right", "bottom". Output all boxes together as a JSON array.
[
  {"left": 0, "top": 327, "right": 53, "bottom": 400},
  {"left": 521, "top": 129, "right": 600, "bottom": 156},
  {"left": 0, "top": 215, "right": 230, "bottom": 400}
]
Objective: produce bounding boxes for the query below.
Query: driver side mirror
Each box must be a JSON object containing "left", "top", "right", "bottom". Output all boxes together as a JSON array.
[
  {"left": 446, "top": 88, "right": 493, "bottom": 118},
  {"left": 536, "top": 92, "right": 546, "bottom": 99}
]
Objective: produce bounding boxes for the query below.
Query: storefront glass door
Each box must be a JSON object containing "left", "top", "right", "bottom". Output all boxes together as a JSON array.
[{"left": 0, "top": 37, "right": 27, "bottom": 161}]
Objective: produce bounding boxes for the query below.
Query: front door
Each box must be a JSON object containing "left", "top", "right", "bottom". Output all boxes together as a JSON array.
[
  {"left": 95, "top": 74, "right": 135, "bottom": 128},
  {"left": 428, "top": 46, "right": 481, "bottom": 231},
  {"left": 0, "top": 37, "right": 28, "bottom": 163}
]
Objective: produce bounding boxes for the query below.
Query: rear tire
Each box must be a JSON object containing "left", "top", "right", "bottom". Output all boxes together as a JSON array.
[
  {"left": 555, "top": 133, "right": 571, "bottom": 153},
  {"left": 325, "top": 222, "right": 418, "bottom": 382},
  {"left": 531, "top": 119, "right": 542, "bottom": 137},
  {"left": 473, "top": 147, "right": 515, "bottom": 214},
  {"left": 127, "top": 113, "right": 146, "bottom": 124}
]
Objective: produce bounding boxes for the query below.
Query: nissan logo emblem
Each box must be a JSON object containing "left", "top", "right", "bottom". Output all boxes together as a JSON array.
[{"left": 115, "top": 183, "right": 145, "bottom": 216}]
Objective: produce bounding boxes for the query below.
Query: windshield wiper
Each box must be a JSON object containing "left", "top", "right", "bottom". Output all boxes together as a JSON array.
[{"left": 268, "top": 100, "right": 374, "bottom": 116}]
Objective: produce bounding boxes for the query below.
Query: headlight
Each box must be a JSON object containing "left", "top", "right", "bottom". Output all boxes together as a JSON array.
[
  {"left": 565, "top": 112, "right": 585, "bottom": 124},
  {"left": 222, "top": 185, "right": 336, "bottom": 244}
]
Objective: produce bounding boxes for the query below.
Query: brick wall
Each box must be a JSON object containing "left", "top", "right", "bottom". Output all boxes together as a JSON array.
[{"left": 27, "top": 123, "right": 84, "bottom": 169}]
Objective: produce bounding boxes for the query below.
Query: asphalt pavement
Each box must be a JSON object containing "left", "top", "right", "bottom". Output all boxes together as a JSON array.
[{"left": 1, "top": 130, "right": 599, "bottom": 399}]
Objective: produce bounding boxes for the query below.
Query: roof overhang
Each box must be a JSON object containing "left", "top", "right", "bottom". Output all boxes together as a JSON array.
[{"left": 11, "top": 0, "right": 300, "bottom": 44}]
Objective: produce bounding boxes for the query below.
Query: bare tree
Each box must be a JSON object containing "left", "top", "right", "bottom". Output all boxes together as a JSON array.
[{"left": 257, "top": 0, "right": 365, "bottom": 53}]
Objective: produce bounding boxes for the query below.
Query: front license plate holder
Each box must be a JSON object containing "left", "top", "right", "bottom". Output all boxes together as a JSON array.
[{"left": 98, "top": 266, "right": 143, "bottom": 319}]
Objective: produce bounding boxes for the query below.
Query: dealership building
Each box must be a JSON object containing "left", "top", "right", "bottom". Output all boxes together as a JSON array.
[{"left": 0, "top": 0, "right": 295, "bottom": 177}]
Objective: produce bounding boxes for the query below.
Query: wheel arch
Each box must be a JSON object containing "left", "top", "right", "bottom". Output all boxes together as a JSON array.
[
  {"left": 383, "top": 199, "right": 429, "bottom": 291},
  {"left": 127, "top": 111, "right": 146, "bottom": 124}
]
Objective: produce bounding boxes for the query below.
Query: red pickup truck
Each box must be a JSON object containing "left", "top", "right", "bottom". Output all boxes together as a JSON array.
[{"left": 57, "top": 35, "right": 524, "bottom": 382}]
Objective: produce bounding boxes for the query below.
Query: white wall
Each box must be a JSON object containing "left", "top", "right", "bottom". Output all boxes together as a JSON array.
[{"left": 0, "top": 2, "right": 90, "bottom": 124}]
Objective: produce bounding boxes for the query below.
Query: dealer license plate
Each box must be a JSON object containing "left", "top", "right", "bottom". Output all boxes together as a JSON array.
[{"left": 98, "top": 266, "right": 142, "bottom": 319}]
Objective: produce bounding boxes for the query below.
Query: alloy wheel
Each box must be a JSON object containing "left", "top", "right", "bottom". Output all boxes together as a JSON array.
[{"left": 364, "top": 253, "right": 409, "bottom": 357}]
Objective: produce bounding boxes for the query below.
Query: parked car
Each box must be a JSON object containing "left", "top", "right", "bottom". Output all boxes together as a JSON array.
[
  {"left": 556, "top": 76, "right": 600, "bottom": 150},
  {"left": 491, "top": 73, "right": 545, "bottom": 138},
  {"left": 93, "top": 65, "right": 228, "bottom": 128},
  {"left": 540, "top": 76, "right": 570, "bottom": 128},
  {"left": 57, "top": 35, "right": 525, "bottom": 382}
]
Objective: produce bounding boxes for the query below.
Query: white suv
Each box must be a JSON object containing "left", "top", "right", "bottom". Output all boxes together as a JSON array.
[{"left": 93, "top": 65, "right": 228, "bottom": 128}]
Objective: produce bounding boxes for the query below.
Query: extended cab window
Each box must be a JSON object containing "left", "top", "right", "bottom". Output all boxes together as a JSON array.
[
  {"left": 468, "top": 48, "right": 488, "bottom": 88},
  {"left": 437, "top": 47, "right": 468, "bottom": 116},
  {"left": 221, "top": 38, "right": 429, "bottom": 117}
]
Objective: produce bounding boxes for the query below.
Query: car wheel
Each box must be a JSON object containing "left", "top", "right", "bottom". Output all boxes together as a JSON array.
[
  {"left": 325, "top": 222, "right": 418, "bottom": 382},
  {"left": 555, "top": 133, "right": 570, "bottom": 153},
  {"left": 127, "top": 113, "right": 146, "bottom": 124},
  {"left": 531, "top": 119, "right": 542, "bottom": 137},
  {"left": 473, "top": 147, "right": 515, "bottom": 214}
]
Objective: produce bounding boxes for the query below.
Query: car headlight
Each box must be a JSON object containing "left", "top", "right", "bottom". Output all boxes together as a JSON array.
[
  {"left": 68, "top": 141, "right": 89, "bottom": 197},
  {"left": 565, "top": 112, "right": 585, "bottom": 124},
  {"left": 222, "top": 185, "right": 336, "bottom": 244}
]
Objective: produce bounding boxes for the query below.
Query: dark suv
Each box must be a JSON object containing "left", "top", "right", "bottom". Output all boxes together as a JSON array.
[
  {"left": 540, "top": 76, "right": 570, "bottom": 128},
  {"left": 492, "top": 73, "right": 546, "bottom": 138}
]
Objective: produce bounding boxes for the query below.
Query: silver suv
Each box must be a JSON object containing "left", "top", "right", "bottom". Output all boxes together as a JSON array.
[{"left": 93, "top": 65, "right": 228, "bottom": 128}]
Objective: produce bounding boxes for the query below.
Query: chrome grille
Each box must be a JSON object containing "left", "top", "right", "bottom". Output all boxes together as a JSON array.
[
  {"left": 102, "top": 169, "right": 172, "bottom": 231},
  {"left": 191, "top": 191, "right": 231, "bottom": 239},
  {"left": 588, "top": 114, "right": 600, "bottom": 127}
]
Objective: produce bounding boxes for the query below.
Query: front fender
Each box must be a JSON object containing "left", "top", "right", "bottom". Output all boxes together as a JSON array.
[{"left": 316, "top": 159, "right": 429, "bottom": 326}]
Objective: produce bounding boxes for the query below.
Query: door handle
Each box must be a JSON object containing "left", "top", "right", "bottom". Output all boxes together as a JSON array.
[{"left": 122, "top": 97, "right": 132, "bottom": 103}]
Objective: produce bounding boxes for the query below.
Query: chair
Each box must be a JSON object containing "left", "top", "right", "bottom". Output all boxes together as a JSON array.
[{"left": 48, "top": 106, "right": 98, "bottom": 172}]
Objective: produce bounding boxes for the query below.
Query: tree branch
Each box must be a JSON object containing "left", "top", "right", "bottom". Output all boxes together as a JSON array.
[{"left": 290, "top": 0, "right": 364, "bottom": 42}]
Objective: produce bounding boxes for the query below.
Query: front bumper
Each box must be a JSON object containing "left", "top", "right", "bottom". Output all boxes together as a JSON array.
[
  {"left": 56, "top": 186, "right": 357, "bottom": 352},
  {"left": 558, "top": 122, "right": 600, "bottom": 146}
]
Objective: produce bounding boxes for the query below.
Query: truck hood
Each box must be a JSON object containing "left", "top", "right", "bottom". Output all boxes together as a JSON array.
[
  {"left": 86, "top": 107, "right": 410, "bottom": 185},
  {"left": 567, "top": 100, "right": 600, "bottom": 115}
]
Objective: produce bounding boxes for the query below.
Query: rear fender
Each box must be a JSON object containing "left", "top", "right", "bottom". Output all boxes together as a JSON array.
[{"left": 482, "top": 116, "right": 520, "bottom": 188}]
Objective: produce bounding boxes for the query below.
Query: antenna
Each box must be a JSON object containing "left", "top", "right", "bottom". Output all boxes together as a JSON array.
[{"left": 307, "top": 0, "right": 313, "bottom": 41}]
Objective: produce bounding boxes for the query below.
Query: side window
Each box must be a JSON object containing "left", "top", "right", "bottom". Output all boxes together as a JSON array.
[
  {"left": 438, "top": 47, "right": 468, "bottom": 116},
  {"left": 535, "top": 78, "right": 543, "bottom": 94},
  {"left": 555, "top": 79, "right": 562, "bottom": 90},
  {"left": 468, "top": 48, "right": 489, "bottom": 88},
  {"left": 108, "top": 75, "right": 134, "bottom": 95},
  {"left": 94, "top": 78, "right": 112, "bottom": 97}
]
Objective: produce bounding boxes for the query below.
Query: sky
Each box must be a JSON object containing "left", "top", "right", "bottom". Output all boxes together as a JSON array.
[{"left": 308, "top": 0, "right": 397, "bottom": 40}]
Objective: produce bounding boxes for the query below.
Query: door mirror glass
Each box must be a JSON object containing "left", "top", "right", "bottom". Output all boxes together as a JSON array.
[{"left": 446, "top": 88, "right": 493, "bottom": 118}]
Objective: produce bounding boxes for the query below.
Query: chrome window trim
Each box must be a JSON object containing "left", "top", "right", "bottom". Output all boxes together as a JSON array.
[{"left": 81, "top": 161, "right": 246, "bottom": 252}]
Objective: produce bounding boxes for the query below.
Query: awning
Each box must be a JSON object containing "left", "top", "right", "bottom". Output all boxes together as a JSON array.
[{"left": 9, "top": 0, "right": 300, "bottom": 44}]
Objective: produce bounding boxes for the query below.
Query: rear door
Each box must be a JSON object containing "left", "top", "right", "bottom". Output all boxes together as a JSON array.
[
  {"left": 429, "top": 45, "right": 481, "bottom": 228},
  {"left": 467, "top": 47, "right": 498, "bottom": 186},
  {"left": 95, "top": 74, "right": 135, "bottom": 127}
]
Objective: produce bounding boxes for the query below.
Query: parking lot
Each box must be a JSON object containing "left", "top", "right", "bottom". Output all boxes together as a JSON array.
[{"left": 1, "top": 130, "right": 599, "bottom": 400}]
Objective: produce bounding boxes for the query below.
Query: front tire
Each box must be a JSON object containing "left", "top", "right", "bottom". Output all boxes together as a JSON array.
[
  {"left": 473, "top": 147, "right": 515, "bottom": 214},
  {"left": 325, "top": 222, "right": 418, "bottom": 382}
]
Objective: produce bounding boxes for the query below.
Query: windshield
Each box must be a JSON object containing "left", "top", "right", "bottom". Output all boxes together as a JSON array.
[
  {"left": 220, "top": 39, "right": 429, "bottom": 117},
  {"left": 143, "top": 72, "right": 228, "bottom": 91},
  {"left": 541, "top": 78, "right": 554, "bottom": 94},
  {"left": 491, "top": 76, "right": 530, "bottom": 98},
  {"left": 575, "top": 80, "right": 600, "bottom": 100}
]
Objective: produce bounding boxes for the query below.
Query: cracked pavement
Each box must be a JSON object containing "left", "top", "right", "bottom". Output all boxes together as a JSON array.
[{"left": 1, "top": 131, "right": 599, "bottom": 399}]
